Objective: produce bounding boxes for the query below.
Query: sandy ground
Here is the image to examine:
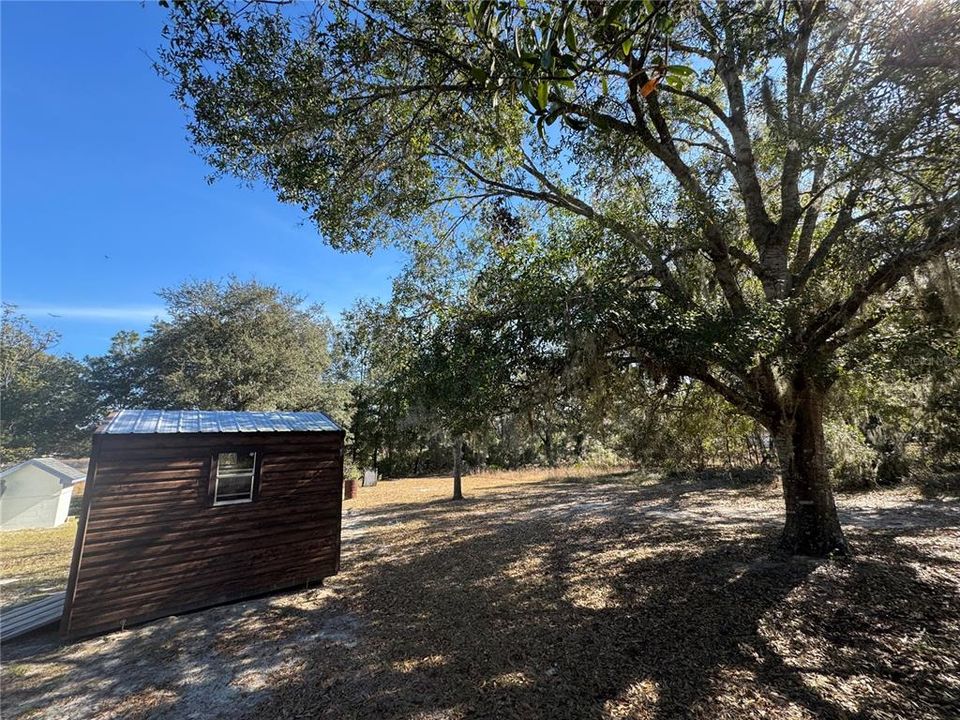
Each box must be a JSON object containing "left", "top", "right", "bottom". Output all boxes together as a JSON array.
[{"left": 1, "top": 469, "right": 958, "bottom": 719}]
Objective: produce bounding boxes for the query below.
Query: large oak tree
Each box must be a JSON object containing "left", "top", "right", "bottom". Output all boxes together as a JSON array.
[{"left": 160, "top": 0, "right": 960, "bottom": 555}]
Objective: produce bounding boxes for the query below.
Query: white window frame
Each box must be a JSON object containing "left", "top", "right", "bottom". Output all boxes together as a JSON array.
[{"left": 212, "top": 450, "right": 258, "bottom": 506}]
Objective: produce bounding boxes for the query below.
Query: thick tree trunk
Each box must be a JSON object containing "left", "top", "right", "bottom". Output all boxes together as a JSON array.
[
  {"left": 452, "top": 433, "right": 464, "bottom": 501},
  {"left": 774, "top": 385, "right": 850, "bottom": 556}
]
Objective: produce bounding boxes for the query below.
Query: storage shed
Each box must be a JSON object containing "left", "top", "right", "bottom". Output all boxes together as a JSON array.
[
  {"left": 0, "top": 458, "right": 83, "bottom": 530},
  {"left": 61, "top": 409, "right": 345, "bottom": 639}
]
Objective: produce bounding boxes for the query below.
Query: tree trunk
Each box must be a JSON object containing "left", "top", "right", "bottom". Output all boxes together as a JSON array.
[
  {"left": 774, "top": 385, "right": 850, "bottom": 556},
  {"left": 452, "top": 433, "right": 464, "bottom": 501},
  {"left": 543, "top": 423, "right": 555, "bottom": 467}
]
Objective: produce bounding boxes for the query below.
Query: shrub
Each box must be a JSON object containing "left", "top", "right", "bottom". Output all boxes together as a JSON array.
[
  {"left": 342, "top": 458, "right": 363, "bottom": 485},
  {"left": 825, "top": 421, "right": 879, "bottom": 491}
]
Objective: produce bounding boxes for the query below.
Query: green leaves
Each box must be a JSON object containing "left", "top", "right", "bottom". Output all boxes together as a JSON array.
[
  {"left": 540, "top": 46, "right": 553, "bottom": 71},
  {"left": 661, "top": 64, "right": 695, "bottom": 92},
  {"left": 564, "top": 20, "right": 578, "bottom": 53},
  {"left": 442, "top": 0, "right": 674, "bottom": 127},
  {"left": 562, "top": 114, "right": 590, "bottom": 131},
  {"left": 536, "top": 80, "right": 549, "bottom": 111}
]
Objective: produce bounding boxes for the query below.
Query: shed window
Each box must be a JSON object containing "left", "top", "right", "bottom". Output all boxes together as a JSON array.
[{"left": 213, "top": 451, "right": 257, "bottom": 505}]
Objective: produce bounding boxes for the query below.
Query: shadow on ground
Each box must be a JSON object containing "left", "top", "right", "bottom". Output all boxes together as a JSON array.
[
  {"left": 2, "top": 475, "right": 958, "bottom": 720},
  {"left": 253, "top": 478, "right": 960, "bottom": 719}
]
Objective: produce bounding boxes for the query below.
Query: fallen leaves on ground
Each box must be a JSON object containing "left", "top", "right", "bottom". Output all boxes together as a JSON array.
[{"left": 2, "top": 469, "right": 958, "bottom": 720}]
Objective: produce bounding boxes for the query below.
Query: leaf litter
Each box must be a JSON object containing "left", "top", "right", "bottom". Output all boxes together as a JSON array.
[{"left": 2, "top": 468, "right": 957, "bottom": 719}]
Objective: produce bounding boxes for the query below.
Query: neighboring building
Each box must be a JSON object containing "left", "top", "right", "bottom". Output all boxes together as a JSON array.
[
  {"left": 61, "top": 409, "right": 345, "bottom": 639},
  {"left": 0, "top": 458, "right": 84, "bottom": 530}
]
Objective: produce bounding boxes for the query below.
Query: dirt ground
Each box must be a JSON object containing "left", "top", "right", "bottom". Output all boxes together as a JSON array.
[{"left": 1, "top": 468, "right": 958, "bottom": 719}]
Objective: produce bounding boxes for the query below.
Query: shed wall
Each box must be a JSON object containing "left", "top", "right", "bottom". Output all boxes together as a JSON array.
[
  {"left": 62, "top": 430, "right": 344, "bottom": 638},
  {"left": 54, "top": 487, "right": 72, "bottom": 527}
]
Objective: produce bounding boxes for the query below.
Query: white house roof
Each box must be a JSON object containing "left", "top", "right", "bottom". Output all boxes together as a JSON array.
[
  {"left": 0, "top": 457, "right": 86, "bottom": 486},
  {"left": 98, "top": 409, "right": 342, "bottom": 434}
]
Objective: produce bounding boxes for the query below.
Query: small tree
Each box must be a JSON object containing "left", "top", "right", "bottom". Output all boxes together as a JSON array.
[{"left": 408, "top": 316, "right": 511, "bottom": 499}]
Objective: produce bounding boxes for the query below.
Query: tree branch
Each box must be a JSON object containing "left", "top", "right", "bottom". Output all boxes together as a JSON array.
[{"left": 800, "top": 215, "right": 960, "bottom": 353}]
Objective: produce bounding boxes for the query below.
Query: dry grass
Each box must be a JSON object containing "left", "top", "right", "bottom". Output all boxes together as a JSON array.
[
  {"left": 0, "top": 520, "right": 78, "bottom": 609},
  {"left": 2, "top": 469, "right": 958, "bottom": 720},
  {"left": 345, "top": 465, "right": 633, "bottom": 510}
]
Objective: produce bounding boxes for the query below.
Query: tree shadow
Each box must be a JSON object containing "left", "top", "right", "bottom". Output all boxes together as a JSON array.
[
  {"left": 2, "top": 477, "right": 957, "bottom": 719},
  {"left": 244, "top": 482, "right": 960, "bottom": 719}
]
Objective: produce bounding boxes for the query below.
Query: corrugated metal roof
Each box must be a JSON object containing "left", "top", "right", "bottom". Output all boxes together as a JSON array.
[{"left": 99, "top": 410, "right": 341, "bottom": 434}]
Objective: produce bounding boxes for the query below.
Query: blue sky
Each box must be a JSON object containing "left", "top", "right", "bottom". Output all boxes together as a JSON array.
[{"left": 1, "top": 1, "right": 405, "bottom": 358}]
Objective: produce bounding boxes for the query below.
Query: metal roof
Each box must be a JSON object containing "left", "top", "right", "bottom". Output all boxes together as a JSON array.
[
  {"left": 0, "top": 457, "right": 86, "bottom": 485},
  {"left": 98, "top": 410, "right": 342, "bottom": 434}
]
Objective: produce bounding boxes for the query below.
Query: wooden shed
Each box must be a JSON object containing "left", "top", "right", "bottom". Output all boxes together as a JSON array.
[{"left": 61, "top": 409, "right": 345, "bottom": 639}]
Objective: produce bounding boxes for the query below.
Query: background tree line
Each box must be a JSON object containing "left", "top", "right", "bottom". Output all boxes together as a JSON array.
[
  {"left": 343, "top": 226, "right": 960, "bottom": 494},
  {"left": 2, "top": 255, "right": 957, "bottom": 504},
  {"left": 0, "top": 278, "right": 349, "bottom": 463}
]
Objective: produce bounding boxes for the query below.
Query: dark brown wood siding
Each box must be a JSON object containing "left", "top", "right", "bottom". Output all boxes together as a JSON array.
[{"left": 61, "top": 430, "right": 344, "bottom": 639}]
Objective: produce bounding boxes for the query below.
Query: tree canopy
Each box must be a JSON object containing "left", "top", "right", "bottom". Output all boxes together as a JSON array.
[
  {"left": 158, "top": 0, "right": 960, "bottom": 555},
  {"left": 92, "top": 278, "right": 345, "bottom": 414},
  {"left": 1, "top": 305, "right": 95, "bottom": 462}
]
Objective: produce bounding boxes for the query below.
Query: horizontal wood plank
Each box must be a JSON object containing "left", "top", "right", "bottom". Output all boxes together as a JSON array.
[
  {"left": 81, "top": 511, "right": 341, "bottom": 554},
  {"left": 73, "top": 548, "right": 338, "bottom": 611},
  {"left": 65, "top": 576, "right": 330, "bottom": 640},
  {"left": 76, "top": 536, "right": 339, "bottom": 592}
]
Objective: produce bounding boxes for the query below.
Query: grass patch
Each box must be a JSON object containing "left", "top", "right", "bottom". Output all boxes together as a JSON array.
[{"left": 1, "top": 519, "right": 77, "bottom": 608}]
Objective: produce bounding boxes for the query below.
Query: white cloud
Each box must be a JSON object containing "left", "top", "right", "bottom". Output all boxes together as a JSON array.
[{"left": 17, "top": 305, "right": 168, "bottom": 322}]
